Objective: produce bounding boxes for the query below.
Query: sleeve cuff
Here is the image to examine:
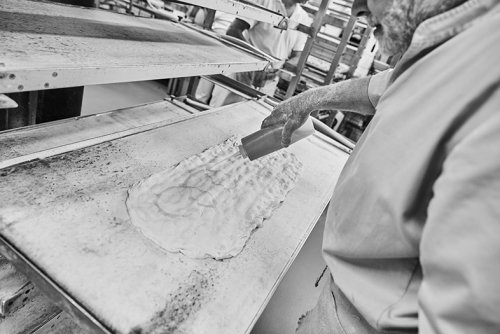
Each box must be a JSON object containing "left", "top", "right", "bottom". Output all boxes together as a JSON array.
[{"left": 368, "top": 69, "right": 393, "bottom": 108}]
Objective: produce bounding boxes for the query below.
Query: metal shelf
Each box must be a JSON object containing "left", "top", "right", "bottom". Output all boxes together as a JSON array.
[
  {"left": 167, "top": 0, "right": 307, "bottom": 30},
  {"left": 0, "top": 0, "right": 278, "bottom": 94},
  {"left": 283, "top": 0, "right": 372, "bottom": 98}
]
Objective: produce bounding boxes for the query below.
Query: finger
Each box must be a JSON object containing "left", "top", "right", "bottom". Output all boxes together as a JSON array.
[
  {"left": 261, "top": 110, "right": 286, "bottom": 129},
  {"left": 261, "top": 115, "right": 281, "bottom": 129},
  {"left": 281, "top": 119, "right": 298, "bottom": 148}
]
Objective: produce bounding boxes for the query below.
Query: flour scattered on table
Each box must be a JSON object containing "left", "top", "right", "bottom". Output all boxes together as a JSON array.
[{"left": 126, "top": 137, "right": 302, "bottom": 260}]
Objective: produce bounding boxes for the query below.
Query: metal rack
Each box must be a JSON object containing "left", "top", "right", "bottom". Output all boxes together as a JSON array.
[
  {"left": 281, "top": 0, "right": 373, "bottom": 99},
  {"left": 0, "top": 0, "right": 287, "bottom": 131},
  {"left": 0, "top": 1, "right": 279, "bottom": 95},
  {"left": 97, "top": 0, "right": 309, "bottom": 30}
]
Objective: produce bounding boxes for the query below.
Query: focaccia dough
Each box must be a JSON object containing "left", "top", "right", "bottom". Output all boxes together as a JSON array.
[{"left": 126, "top": 137, "right": 302, "bottom": 259}]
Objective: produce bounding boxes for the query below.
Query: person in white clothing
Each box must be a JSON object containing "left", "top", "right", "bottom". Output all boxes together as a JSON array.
[
  {"left": 209, "top": 0, "right": 312, "bottom": 107},
  {"left": 191, "top": 9, "right": 236, "bottom": 104}
]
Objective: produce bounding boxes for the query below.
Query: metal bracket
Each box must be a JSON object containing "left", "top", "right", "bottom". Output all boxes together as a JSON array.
[
  {"left": 0, "top": 94, "right": 17, "bottom": 109},
  {"left": 0, "top": 281, "right": 34, "bottom": 315},
  {"left": 276, "top": 17, "right": 288, "bottom": 30}
]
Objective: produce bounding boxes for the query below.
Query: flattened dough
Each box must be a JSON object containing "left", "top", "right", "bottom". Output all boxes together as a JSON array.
[{"left": 126, "top": 137, "right": 302, "bottom": 259}]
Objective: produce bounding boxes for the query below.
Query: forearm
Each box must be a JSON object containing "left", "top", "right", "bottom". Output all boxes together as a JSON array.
[
  {"left": 285, "top": 51, "right": 302, "bottom": 69},
  {"left": 283, "top": 76, "right": 375, "bottom": 116},
  {"left": 226, "top": 18, "right": 250, "bottom": 42},
  {"left": 226, "top": 27, "right": 246, "bottom": 41}
]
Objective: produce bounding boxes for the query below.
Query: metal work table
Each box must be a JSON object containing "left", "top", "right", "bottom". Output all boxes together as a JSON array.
[
  {"left": 0, "top": 1, "right": 349, "bottom": 332},
  {"left": 0, "top": 100, "right": 348, "bottom": 333}
]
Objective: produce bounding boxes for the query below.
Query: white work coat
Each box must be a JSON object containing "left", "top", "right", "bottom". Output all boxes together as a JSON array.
[
  {"left": 243, "top": 0, "right": 311, "bottom": 61},
  {"left": 322, "top": 0, "right": 500, "bottom": 333}
]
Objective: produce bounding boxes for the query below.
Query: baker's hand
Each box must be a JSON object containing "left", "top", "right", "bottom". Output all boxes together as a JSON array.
[
  {"left": 261, "top": 99, "right": 311, "bottom": 148},
  {"left": 252, "top": 69, "right": 278, "bottom": 88}
]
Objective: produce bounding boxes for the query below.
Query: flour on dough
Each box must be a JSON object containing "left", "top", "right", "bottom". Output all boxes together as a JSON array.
[{"left": 126, "top": 137, "right": 302, "bottom": 259}]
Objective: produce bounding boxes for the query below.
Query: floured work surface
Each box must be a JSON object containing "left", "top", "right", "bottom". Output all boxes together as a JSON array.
[
  {"left": 127, "top": 137, "right": 302, "bottom": 260},
  {"left": 0, "top": 100, "right": 349, "bottom": 334}
]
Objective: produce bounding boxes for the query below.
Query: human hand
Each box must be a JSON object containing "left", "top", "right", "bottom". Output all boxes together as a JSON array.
[
  {"left": 252, "top": 69, "right": 278, "bottom": 88},
  {"left": 261, "top": 98, "right": 311, "bottom": 147}
]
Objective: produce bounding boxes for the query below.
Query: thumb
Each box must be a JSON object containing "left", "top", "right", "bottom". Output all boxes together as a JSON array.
[
  {"left": 261, "top": 110, "right": 286, "bottom": 129},
  {"left": 281, "top": 120, "right": 298, "bottom": 148},
  {"left": 261, "top": 116, "right": 279, "bottom": 129}
]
